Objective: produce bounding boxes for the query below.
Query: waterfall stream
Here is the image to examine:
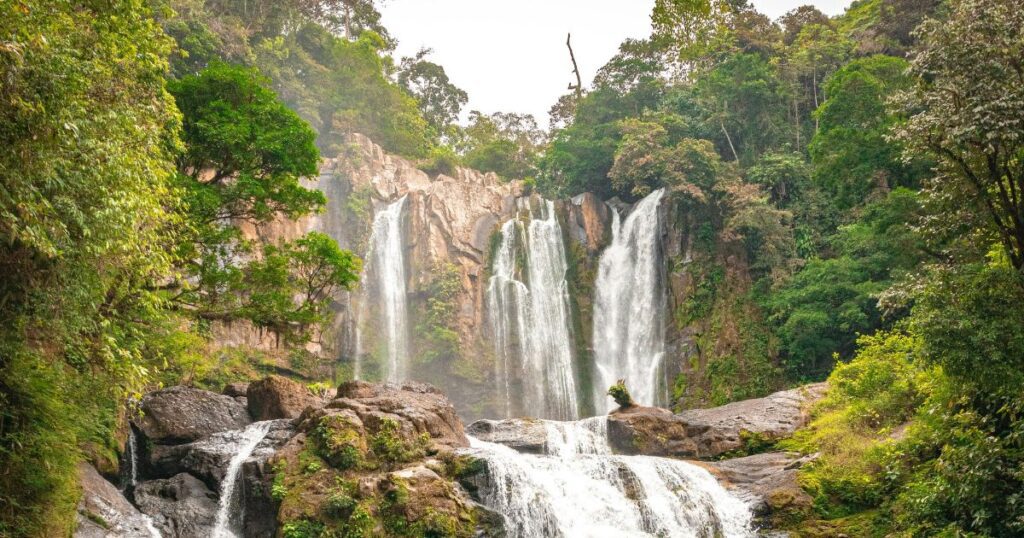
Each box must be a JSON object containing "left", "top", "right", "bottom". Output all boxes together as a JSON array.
[
  {"left": 356, "top": 195, "right": 410, "bottom": 382},
  {"left": 486, "top": 200, "right": 579, "bottom": 420},
  {"left": 211, "top": 421, "right": 274, "bottom": 538},
  {"left": 467, "top": 417, "right": 753, "bottom": 537},
  {"left": 592, "top": 188, "right": 668, "bottom": 411}
]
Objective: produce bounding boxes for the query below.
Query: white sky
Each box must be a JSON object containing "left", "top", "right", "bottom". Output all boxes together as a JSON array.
[{"left": 380, "top": 1, "right": 853, "bottom": 125}]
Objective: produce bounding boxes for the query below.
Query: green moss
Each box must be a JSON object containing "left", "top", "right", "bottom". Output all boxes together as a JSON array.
[
  {"left": 369, "top": 418, "right": 427, "bottom": 467},
  {"left": 311, "top": 415, "right": 366, "bottom": 470},
  {"left": 716, "top": 429, "right": 778, "bottom": 459}
]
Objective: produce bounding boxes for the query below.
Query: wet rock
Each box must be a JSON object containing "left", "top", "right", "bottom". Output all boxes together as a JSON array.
[
  {"left": 704, "top": 451, "right": 816, "bottom": 524},
  {"left": 135, "top": 386, "right": 251, "bottom": 445},
  {"left": 329, "top": 380, "right": 468, "bottom": 449},
  {"left": 466, "top": 419, "right": 548, "bottom": 454},
  {"left": 175, "top": 419, "right": 293, "bottom": 491},
  {"left": 247, "top": 375, "right": 321, "bottom": 420},
  {"left": 134, "top": 473, "right": 218, "bottom": 538},
  {"left": 567, "top": 192, "right": 611, "bottom": 253},
  {"left": 74, "top": 463, "right": 158, "bottom": 538},
  {"left": 607, "top": 405, "right": 704, "bottom": 458},
  {"left": 608, "top": 384, "right": 827, "bottom": 459}
]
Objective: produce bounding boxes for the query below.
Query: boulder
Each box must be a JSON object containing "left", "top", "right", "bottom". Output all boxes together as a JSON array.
[
  {"left": 74, "top": 463, "right": 159, "bottom": 538},
  {"left": 134, "top": 473, "right": 218, "bottom": 538},
  {"left": 466, "top": 419, "right": 548, "bottom": 454},
  {"left": 607, "top": 405, "right": 705, "bottom": 457},
  {"left": 135, "top": 386, "right": 251, "bottom": 444},
  {"left": 675, "top": 383, "right": 827, "bottom": 457},
  {"left": 704, "top": 451, "right": 816, "bottom": 524},
  {"left": 175, "top": 419, "right": 293, "bottom": 491},
  {"left": 330, "top": 380, "right": 468, "bottom": 449},
  {"left": 247, "top": 375, "right": 321, "bottom": 421},
  {"left": 608, "top": 384, "right": 827, "bottom": 459}
]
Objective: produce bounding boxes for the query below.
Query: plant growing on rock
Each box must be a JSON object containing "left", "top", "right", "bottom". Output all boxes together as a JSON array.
[{"left": 608, "top": 380, "right": 637, "bottom": 409}]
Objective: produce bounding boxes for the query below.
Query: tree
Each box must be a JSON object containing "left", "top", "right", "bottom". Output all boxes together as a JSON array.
[
  {"left": 460, "top": 112, "right": 545, "bottom": 180},
  {"left": 895, "top": 0, "right": 1024, "bottom": 271},
  {"left": 695, "top": 52, "right": 791, "bottom": 164},
  {"left": 168, "top": 63, "right": 359, "bottom": 341},
  {"left": 811, "top": 55, "right": 925, "bottom": 212},
  {"left": 397, "top": 49, "right": 468, "bottom": 143}
]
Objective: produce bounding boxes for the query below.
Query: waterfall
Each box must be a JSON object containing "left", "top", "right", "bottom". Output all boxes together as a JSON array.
[
  {"left": 122, "top": 427, "right": 139, "bottom": 492},
  {"left": 486, "top": 200, "right": 579, "bottom": 420},
  {"left": 467, "top": 417, "right": 753, "bottom": 538},
  {"left": 122, "top": 427, "right": 163, "bottom": 538},
  {"left": 592, "top": 188, "right": 667, "bottom": 411},
  {"left": 356, "top": 195, "right": 410, "bottom": 382},
  {"left": 211, "top": 421, "right": 273, "bottom": 538}
]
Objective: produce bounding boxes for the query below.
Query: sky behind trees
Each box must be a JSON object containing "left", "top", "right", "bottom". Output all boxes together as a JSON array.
[{"left": 381, "top": 0, "right": 853, "bottom": 124}]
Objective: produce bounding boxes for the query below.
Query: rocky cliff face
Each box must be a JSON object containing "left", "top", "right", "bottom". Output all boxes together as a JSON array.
[{"left": 210, "top": 133, "right": 782, "bottom": 420}]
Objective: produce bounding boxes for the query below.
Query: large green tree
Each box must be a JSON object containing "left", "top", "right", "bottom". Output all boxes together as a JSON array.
[{"left": 168, "top": 62, "right": 360, "bottom": 341}]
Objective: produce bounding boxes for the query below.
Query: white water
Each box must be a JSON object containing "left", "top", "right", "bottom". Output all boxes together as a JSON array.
[
  {"left": 468, "top": 417, "right": 754, "bottom": 538},
  {"left": 486, "top": 200, "right": 579, "bottom": 420},
  {"left": 123, "top": 427, "right": 139, "bottom": 491},
  {"left": 356, "top": 195, "right": 410, "bottom": 382},
  {"left": 122, "top": 427, "right": 163, "bottom": 538},
  {"left": 592, "top": 189, "right": 668, "bottom": 411},
  {"left": 211, "top": 421, "right": 273, "bottom": 538}
]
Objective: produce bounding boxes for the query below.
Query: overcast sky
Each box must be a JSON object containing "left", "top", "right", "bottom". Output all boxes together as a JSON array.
[{"left": 380, "top": 1, "right": 853, "bottom": 125}]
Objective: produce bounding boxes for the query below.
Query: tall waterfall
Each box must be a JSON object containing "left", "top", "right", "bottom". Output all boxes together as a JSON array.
[
  {"left": 486, "top": 200, "right": 579, "bottom": 420},
  {"left": 356, "top": 195, "right": 410, "bottom": 382},
  {"left": 467, "top": 417, "right": 754, "bottom": 537},
  {"left": 592, "top": 188, "right": 668, "bottom": 411},
  {"left": 211, "top": 421, "right": 274, "bottom": 538}
]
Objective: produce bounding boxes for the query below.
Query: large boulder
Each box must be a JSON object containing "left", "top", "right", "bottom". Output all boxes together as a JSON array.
[
  {"left": 74, "top": 463, "right": 159, "bottom": 538},
  {"left": 465, "top": 419, "right": 548, "bottom": 454},
  {"left": 329, "top": 380, "right": 468, "bottom": 449},
  {"left": 134, "top": 386, "right": 251, "bottom": 445},
  {"left": 607, "top": 405, "right": 704, "bottom": 457},
  {"left": 608, "top": 383, "right": 827, "bottom": 459},
  {"left": 172, "top": 419, "right": 294, "bottom": 491},
  {"left": 704, "top": 451, "right": 816, "bottom": 525},
  {"left": 134, "top": 473, "right": 218, "bottom": 538},
  {"left": 247, "top": 375, "right": 321, "bottom": 421}
]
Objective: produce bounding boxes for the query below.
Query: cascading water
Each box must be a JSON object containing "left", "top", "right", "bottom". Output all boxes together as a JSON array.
[
  {"left": 211, "top": 421, "right": 273, "bottom": 538},
  {"left": 467, "top": 417, "right": 754, "bottom": 538},
  {"left": 122, "top": 427, "right": 140, "bottom": 492},
  {"left": 120, "top": 427, "right": 163, "bottom": 538},
  {"left": 592, "top": 188, "right": 667, "bottom": 411},
  {"left": 486, "top": 200, "right": 579, "bottom": 420},
  {"left": 355, "top": 195, "right": 410, "bottom": 382}
]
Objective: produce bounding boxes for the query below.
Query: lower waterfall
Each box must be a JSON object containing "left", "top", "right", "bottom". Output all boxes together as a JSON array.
[
  {"left": 486, "top": 200, "right": 579, "bottom": 420},
  {"left": 211, "top": 421, "right": 274, "bottom": 538},
  {"left": 467, "top": 417, "right": 753, "bottom": 538},
  {"left": 592, "top": 188, "right": 668, "bottom": 411}
]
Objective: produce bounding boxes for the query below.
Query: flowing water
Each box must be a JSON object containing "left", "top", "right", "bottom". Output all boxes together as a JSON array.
[
  {"left": 592, "top": 188, "right": 668, "bottom": 411},
  {"left": 486, "top": 200, "right": 579, "bottom": 420},
  {"left": 211, "top": 421, "right": 274, "bottom": 538},
  {"left": 467, "top": 417, "right": 754, "bottom": 538},
  {"left": 356, "top": 195, "right": 410, "bottom": 382},
  {"left": 120, "top": 427, "right": 163, "bottom": 537},
  {"left": 122, "top": 427, "right": 140, "bottom": 492}
]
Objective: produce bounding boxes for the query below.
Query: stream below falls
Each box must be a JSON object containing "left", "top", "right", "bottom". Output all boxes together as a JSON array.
[{"left": 465, "top": 417, "right": 755, "bottom": 538}]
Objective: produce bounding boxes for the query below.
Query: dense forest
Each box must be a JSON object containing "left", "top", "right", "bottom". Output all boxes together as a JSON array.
[{"left": 2, "top": 0, "right": 1023, "bottom": 536}]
